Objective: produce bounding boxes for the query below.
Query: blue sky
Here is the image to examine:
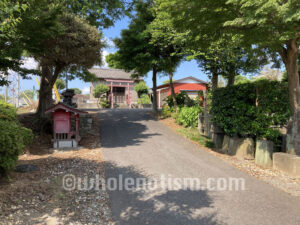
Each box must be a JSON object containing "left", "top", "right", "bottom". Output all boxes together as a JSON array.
[{"left": 3, "top": 16, "right": 208, "bottom": 96}]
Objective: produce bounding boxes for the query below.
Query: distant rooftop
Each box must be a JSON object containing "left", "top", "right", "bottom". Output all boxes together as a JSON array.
[{"left": 89, "top": 68, "right": 135, "bottom": 80}]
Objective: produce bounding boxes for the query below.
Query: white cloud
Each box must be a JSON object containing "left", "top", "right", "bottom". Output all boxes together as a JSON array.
[
  {"left": 82, "top": 86, "right": 90, "bottom": 94},
  {"left": 101, "top": 50, "right": 110, "bottom": 68},
  {"left": 103, "top": 37, "right": 115, "bottom": 48},
  {"left": 21, "top": 57, "right": 38, "bottom": 70}
]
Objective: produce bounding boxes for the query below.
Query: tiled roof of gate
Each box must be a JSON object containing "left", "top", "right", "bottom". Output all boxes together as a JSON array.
[{"left": 89, "top": 68, "right": 134, "bottom": 80}]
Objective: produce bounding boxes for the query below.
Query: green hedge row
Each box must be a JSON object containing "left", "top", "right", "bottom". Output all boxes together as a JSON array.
[
  {"left": 0, "top": 101, "right": 34, "bottom": 174},
  {"left": 211, "top": 80, "right": 291, "bottom": 141}
]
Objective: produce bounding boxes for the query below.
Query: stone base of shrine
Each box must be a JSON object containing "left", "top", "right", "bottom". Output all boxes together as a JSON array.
[{"left": 54, "top": 140, "right": 78, "bottom": 149}]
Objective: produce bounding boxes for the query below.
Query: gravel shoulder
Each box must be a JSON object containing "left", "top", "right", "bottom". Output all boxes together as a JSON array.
[{"left": 0, "top": 112, "right": 112, "bottom": 225}]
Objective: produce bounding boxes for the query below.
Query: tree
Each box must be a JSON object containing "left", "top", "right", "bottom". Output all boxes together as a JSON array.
[
  {"left": 107, "top": 0, "right": 185, "bottom": 112},
  {"left": 163, "top": 0, "right": 300, "bottom": 153},
  {"left": 70, "top": 88, "right": 82, "bottom": 95},
  {"left": 234, "top": 75, "right": 249, "bottom": 85},
  {"left": 21, "top": 13, "right": 103, "bottom": 117},
  {"left": 22, "top": 90, "right": 34, "bottom": 99},
  {"left": 106, "top": 0, "right": 161, "bottom": 113},
  {"left": 0, "top": 1, "right": 38, "bottom": 85},
  {"left": 1, "top": 0, "right": 132, "bottom": 118},
  {"left": 55, "top": 79, "right": 66, "bottom": 91},
  {"left": 93, "top": 83, "right": 110, "bottom": 98},
  {"left": 148, "top": 2, "right": 187, "bottom": 111},
  {"left": 134, "top": 81, "right": 149, "bottom": 97}
]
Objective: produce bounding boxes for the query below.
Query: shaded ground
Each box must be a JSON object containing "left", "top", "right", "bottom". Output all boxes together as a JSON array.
[
  {"left": 0, "top": 112, "right": 112, "bottom": 225},
  {"left": 100, "top": 109, "right": 300, "bottom": 225}
]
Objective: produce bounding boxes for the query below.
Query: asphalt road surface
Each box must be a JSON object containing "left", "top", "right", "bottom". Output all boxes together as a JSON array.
[{"left": 100, "top": 109, "right": 300, "bottom": 225}]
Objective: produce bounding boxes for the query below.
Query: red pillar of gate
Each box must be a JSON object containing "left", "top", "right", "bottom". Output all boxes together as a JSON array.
[
  {"left": 127, "top": 82, "right": 131, "bottom": 107},
  {"left": 110, "top": 81, "right": 113, "bottom": 109}
]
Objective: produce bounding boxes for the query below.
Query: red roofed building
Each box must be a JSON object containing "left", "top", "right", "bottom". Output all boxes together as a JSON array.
[{"left": 156, "top": 76, "right": 208, "bottom": 108}]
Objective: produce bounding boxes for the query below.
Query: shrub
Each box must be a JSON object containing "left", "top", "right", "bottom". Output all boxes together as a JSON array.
[
  {"left": 211, "top": 80, "right": 291, "bottom": 141},
  {"left": 98, "top": 96, "right": 110, "bottom": 108},
  {"left": 165, "top": 92, "right": 192, "bottom": 108},
  {"left": 161, "top": 105, "right": 172, "bottom": 118},
  {"left": 137, "top": 94, "right": 151, "bottom": 104},
  {"left": 134, "top": 81, "right": 149, "bottom": 97},
  {"left": 0, "top": 101, "right": 34, "bottom": 174},
  {"left": 176, "top": 106, "right": 203, "bottom": 127},
  {"left": 93, "top": 83, "right": 110, "bottom": 98}
]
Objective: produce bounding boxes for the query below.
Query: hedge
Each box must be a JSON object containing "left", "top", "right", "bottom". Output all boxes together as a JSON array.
[
  {"left": 211, "top": 80, "right": 291, "bottom": 141},
  {"left": 0, "top": 101, "right": 34, "bottom": 174}
]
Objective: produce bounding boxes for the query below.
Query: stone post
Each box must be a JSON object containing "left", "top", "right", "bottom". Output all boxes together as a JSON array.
[
  {"left": 255, "top": 140, "right": 274, "bottom": 168},
  {"left": 211, "top": 123, "right": 224, "bottom": 149}
]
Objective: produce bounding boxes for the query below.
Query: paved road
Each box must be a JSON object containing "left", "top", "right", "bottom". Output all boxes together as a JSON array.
[{"left": 100, "top": 109, "right": 300, "bottom": 225}]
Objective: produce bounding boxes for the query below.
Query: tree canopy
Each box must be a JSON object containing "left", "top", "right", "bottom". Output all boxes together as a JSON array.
[
  {"left": 134, "top": 81, "right": 149, "bottom": 97},
  {"left": 93, "top": 83, "right": 110, "bottom": 98},
  {"left": 24, "top": 13, "right": 104, "bottom": 117},
  {"left": 55, "top": 79, "right": 65, "bottom": 91}
]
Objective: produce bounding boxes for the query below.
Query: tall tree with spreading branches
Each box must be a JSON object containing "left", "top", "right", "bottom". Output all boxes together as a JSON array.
[
  {"left": 161, "top": 0, "right": 300, "bottom": 153},
  {"left": 20, "top": 13, "right": 104, "bottom": 117}
]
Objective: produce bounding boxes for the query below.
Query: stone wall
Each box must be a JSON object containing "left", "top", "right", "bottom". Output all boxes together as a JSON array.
[
  {"left": 198, "top": 114, "right": 212, "bottom": 138},
  {"left": 79, "top": 114, "right": 93, "bottom": 135}
]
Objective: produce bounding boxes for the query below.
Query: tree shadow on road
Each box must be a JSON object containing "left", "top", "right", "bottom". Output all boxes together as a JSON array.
[
  {"left": 99, "top": 109, "right": 162, "bottom": 148},
  {"left": 105, "top": 162, "right": 226, "bottom": 225},
  {"left": 1, "top": 152, "right": 226, "bottom": 225}
]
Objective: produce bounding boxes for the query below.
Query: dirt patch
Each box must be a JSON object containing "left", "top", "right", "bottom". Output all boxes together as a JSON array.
[
  {"left": 0, "top": 112, "right": 113, "bottom": 225},
  {"left": 160, "top": 117, "right": 300, "bottom": 196}
]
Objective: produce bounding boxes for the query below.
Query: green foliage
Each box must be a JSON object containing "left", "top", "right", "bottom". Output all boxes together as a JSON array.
[
  {"left": 234, "top": 75, "right": 250, "bottom": 85},
  {"left": 137, "top": 94, "right": 151, "bottom": 105},
  {"left": 134, "top": 82, "right": 149, "bottom": 97},
  {"left": 20, "top": 126, "right": 34, "bottom": 146},
  {"left": 211, "top": 80, "right": 292, "bottom": 140},
  {"left": 162, "top": 79, "right": 176, "bottom": 84},
  {"left": 0, "top": 100, "right": 17, "bottom": 120},
  {"left": 0, "top": 0, "right": 38, "bottom": 85},
  {"left": 93, "top": 83, "right": 110, "bottom": 98},
  {"left": 165, "top": 92, "right": 197, "bottom": 108},
  {"left": 177, "top": 127, "right": 214, "bottom": 148},
  {"left": 176, "top": 106, "right": 202, "bottom": 128},
  {"left": 55, "top": 79, "right": 65, "bottom": 90},
  {"left": 161, "top": 104, "right": 172, "bottom": 118},
  {"left": 22, "top": 90, "right": 34, "bottom": 99},
  {"left": 98, "top": 97, "right": 110, "bottom": 108},
  {"left": 0, "top": 101, "right": 33, "bottom": 174},
  {"left": 70, "top": 88, "right": 82, "bottom": 94}
]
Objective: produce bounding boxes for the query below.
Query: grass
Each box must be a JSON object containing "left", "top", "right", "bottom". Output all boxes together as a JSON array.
[{"left": 177, "top": 126, "right": 214, "bottom": 148}]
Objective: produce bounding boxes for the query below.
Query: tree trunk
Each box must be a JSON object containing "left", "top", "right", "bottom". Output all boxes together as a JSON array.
[
  {"left": 227, "top": 72, "right": 235, "bottom": 86},
  {"left": 280, "top": 38, "right": 300, "bottom": 155},
  {"left": 36, "top": 66, "right": 54, "bottom": 118},
  {"left": 211, "top": 72, "right": 219, "bottom": 91},
  {"left": 169, "top": 73, "right": 177, "bottom": 111},
  {"left": 152, "top": 66, "right": 158, "bottom": 113}
]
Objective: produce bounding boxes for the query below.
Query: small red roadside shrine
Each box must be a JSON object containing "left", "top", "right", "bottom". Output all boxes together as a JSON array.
[{"left": 45, "top": 103, "right": 87, "bottom": 147}]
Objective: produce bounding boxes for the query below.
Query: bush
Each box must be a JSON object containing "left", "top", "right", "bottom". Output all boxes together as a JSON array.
[
  {"left": 134, "top": 82, "right": 149, "bottom": 97},
  {"left": 0, "top": 101, "right": 34, "bottom": 174},
  {"left": 161, "top": 105, "right": 172, "bottom": 118},
  {"left": 93, "top": 83, "right": 110, "bottom": 98},
  {"left": 137, "top": 94, "right": 151, "bottom": 104},
  {"left": 98, "top": 96, "right": 110, "bottom": 108},
  {"left": 176, "top": 106, "right": 203, "bottom": 127},
  {"left": 165, "top": 92, "right": 188, "bottom": 108},
  {"left": 211, "top": 80, "right": 291, "bottom": 141}
]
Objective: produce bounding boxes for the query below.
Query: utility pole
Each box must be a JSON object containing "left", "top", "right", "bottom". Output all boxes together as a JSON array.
[
  {"left": 5, "top": 85, "right": 7, "bottom": 103},
  {"left": 4, "top": 74, "right": 8, "bottom": 103},
  {"left": 16, "top": 74, "right": 20, "bottom": 107},
  {"left": 65, "top": 72, "right": 69, "bottom": 90}
]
